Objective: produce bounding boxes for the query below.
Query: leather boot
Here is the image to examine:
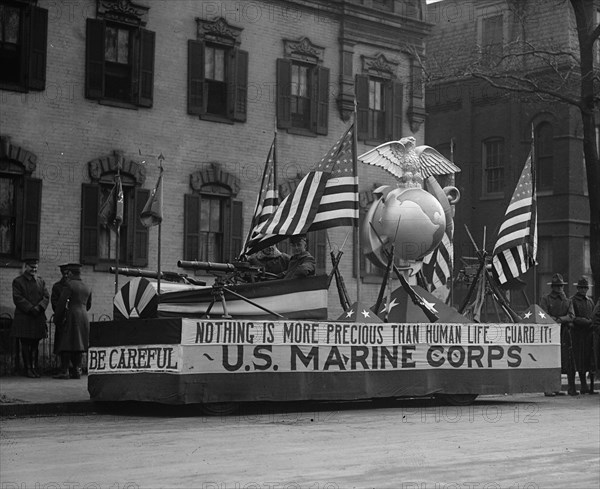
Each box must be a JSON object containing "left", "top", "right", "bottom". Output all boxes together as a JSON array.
[
  {"left": 53, "top": 354, "right": 70, "bottom": 379},
  {"left": 567, "top": 372, "right": 578, "bottom": 396},
  {"left": 580, "top": 372, "right": 589, "bottom": 394},
  {"left": 589, "top": 374, "right": 598, "bottom": 395}
]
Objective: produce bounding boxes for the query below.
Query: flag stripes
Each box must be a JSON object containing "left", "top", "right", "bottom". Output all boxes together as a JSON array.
[
  {"left": 422, "top": 231, "right": 453, "bottom": 301},
  {"left": 492, "top": 152, "right": 537, "bottom": 284},
  {"left": 241, "top": 138, "right": 279, "bottom": 257},
  {"left": 246, "top": 125, "right": 358, "bottom": 254}
]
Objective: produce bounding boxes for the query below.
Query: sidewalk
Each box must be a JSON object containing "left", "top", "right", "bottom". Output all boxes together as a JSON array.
[
  {"left": 0, "top": 374, "right": 588, "bottom": 417},
  {"left": 0, "top": 374, "right": 95, "bottom": 416}
]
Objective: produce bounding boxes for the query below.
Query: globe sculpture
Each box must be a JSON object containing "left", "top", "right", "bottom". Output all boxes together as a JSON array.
[{"left": 363, "top": 186, "right": 447, "bottom": 269}]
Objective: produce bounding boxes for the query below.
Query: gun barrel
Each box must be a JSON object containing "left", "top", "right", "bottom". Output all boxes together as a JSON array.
[
  {"left": 177, "top": 260, "right": 236, "bottom": 272},
  {"left": 109, "top": 267, "right": 194, "bottom": 284},
  {"left": 110, "top": 267, "right": 162, "bottom": 278}
]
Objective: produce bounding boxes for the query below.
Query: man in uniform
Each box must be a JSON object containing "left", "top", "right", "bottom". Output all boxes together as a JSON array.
[
  {"left": 541, "top": 273, "right": 576, "bottom": 396},
  {"left": 283, "top": 234, "right": 315, "bottom": 279},
  {"left": 11, "top": 258, "right": 49, "bottom": 378},
  {"left": 570, "top": 276, "right": 596, "bottom": 394},
  {"left": 54, "top": 263, "right": 92, "bottom": 379},
  {"left": 51, "top": 264, "right": 70, "bottom": 376}
]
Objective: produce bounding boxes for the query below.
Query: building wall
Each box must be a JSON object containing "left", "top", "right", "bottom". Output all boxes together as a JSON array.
[
  {"left": 1, "top": 0, "right": 430, "bottom": 319},
  {"left": 425, "top": 0, "right": 594, "bottom": 306}
]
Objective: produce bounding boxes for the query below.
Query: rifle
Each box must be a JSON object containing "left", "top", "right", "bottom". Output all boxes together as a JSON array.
[
  {"left": 373, "top": 243, "right": 394, "bottom": 317},
  {"left": 326, "top": 232, "right": 352, "bottom": 310},
  {"left": 110, "top": 267, "right": 206, "bottom": 286},
  {"left": 369, "top": 222, "right": 439, "bottom": 322}
]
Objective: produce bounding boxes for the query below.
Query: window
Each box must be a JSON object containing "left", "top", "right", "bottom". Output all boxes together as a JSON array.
[
  {"left": 85, "top": 18, "right": 155, "bottom": 107},
  {"left": 188, "top": 18, "right": 248, "bottom": 123},
  {"left": 535, "top": 122, "right": 554, "bottom": 190},
  {"left": 482, "top": 138, "right": 504, "bottom": 195},
  {"left": 481, "top": 14, "right": 503, "bottom": 62},
  {"left": 373, "top": 0, "right": 393, "bottom": 12},
  {"left": 183, "top": 165, "right": 244, "bottom": 264},
  {"left": 80, "top": 155, "right": 149, "bottom": 267},
  {"left": 356, "top": 74, "right": 403, "bottom": 143},
  {"left": 276, "top": 37, "right": 329, "bottom": 135},
  {"left": 0, "top": 1, "right": 47, "bottom": 92},
  {"left": 0, "top": 138, "right": 42, "bottom": 264}
]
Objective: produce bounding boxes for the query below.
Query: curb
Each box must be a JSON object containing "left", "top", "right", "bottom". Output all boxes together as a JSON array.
[{"left": 0, "top": 401, "right": 96, "bottom": 417}]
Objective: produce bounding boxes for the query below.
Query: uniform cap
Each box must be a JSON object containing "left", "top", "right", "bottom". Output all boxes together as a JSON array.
[
  {"left": 65, "top": 263, "right": 82, "bottom": 272},
  {"left": 547, "top": 273, "right": 567, "bottom": 286},
  {"left": 290, "top": 234, "right": 307, "bottom": 244},
  {"left": 23, "top": 258, "right": 39, "bottom": 266},
  {"left": 574, "top": 276, "right": 591, "bottom": 288}
]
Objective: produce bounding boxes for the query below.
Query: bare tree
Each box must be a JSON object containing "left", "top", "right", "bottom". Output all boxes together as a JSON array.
[{"left": 424, "top": 0, "right": 600, "bottom": 298}]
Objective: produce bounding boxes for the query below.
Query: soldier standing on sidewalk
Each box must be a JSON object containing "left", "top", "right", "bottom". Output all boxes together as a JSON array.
[
  {"left": 51, "top": 264, "right": 70, "bottom": 376},
  {"left": 54, "top": 263, "right": 92, "bottom": 379},
  {"left": 541, "top": 273, "right": 576, "bottom": 396},
  {"left": 11, "top": 258, "right": 49, "bottom": 378},
  {"left": 571, "top": 277, "right": 597, "bottom": 394}
]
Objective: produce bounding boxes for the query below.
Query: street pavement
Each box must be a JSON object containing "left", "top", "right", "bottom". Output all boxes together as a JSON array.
[{"left": 0, "top": 373, "right": 589, "bottom": 417}]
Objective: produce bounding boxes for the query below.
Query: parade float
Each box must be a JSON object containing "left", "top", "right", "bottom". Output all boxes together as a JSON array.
[{"left": 87, "top": 132, "right": 561, "bottom": 414}]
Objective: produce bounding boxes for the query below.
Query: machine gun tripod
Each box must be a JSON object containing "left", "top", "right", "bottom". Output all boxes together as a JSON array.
[{"left": 177, "top": 260, "right": 285, "bottom": 319}]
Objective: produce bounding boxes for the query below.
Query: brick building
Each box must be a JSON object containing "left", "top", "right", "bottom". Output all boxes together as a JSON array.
[
  {"left": 424, "top": 0, "right": 598, "bottom": 309},
  {"left": 0, "top": 0, "right": 432, "bottom": 320}
]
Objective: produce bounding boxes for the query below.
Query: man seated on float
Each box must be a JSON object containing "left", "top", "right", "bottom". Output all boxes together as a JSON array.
[
  {"left": 247, "top": 245, "right": 290, "bottom": 278},
  {"left": 281, "top": 234, "right": 315, "bottom": 279}
]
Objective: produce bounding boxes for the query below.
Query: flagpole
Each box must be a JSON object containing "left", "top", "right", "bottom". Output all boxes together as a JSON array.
[
  {"left": 531, "top": 124, "right": 537, "bottom": 304},
  {"left": 157, "top": 156, "right": 164, "bottom": 294},
  {"left": 450, "top": 137, "right": 456, "bottom": 307},
  {"left": 114, "top": 166, "right": 121, "bottom": 295},
  {"left": 353, "top": 99, "right": 361, "bottom": 303}
]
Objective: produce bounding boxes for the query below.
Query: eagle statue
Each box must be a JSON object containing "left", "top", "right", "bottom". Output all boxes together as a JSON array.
[
  {"left": 358, "top": 137, "right": 461, "bottom": 270},
  {"left": 358, "top": 136, "right": 461, "bottom": 183}
]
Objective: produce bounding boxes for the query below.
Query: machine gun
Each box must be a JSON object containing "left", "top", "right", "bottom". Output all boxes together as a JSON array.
[
  {"left": 177, "top": 260, "right": 271, "bottom": 284},
  {"left": 176, "top": 260, "right": 284, "bottom": 319},
  {"left": 109, "top": 267, "right": 206, "bottom": 286}
]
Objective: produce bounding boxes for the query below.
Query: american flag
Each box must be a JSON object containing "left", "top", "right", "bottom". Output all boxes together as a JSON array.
[
  {"left": 421, "top": 230, "right": 453, "bottom": 302},
  {"left": 246, "top": 125, "right": 358, "bottom": 254},
  {"left": 240, "top": 138, "right": 279, "bottom": 257},
  {"left": 492, "top": 151, "right": 537, "bottom": 284}
]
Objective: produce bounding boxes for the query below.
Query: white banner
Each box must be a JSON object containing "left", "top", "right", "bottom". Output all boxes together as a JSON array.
[{"left": 180, "top": 319, "right": 558, "bottom": 347}]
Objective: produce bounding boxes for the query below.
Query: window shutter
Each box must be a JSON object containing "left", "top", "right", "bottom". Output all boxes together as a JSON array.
[
  {"left": 229, "top": 49, "right": 248, "bottom": 122},
  {"left": 314, "top": 66, "right": 329, "bottom": 135},
  {"left": 138, "top": 28, "right": 155, "bottom": 107},
  {"left": 392, "top": 81, "right": 404, "bottom": 140},
  {"left": 132, "top": 188, "right": 150, "bottom": 267},
  {"left": 27, "top": 6, "right": 48, "bottom": 91},
  {"left": 228, "top": 200, "right": 244, "bottom": 261},
  {"left": 80, "top": 184, "right": 100, "bottom": 264},
  {"left": 355, "top": 75, "right": 369, "bottom": 141},
  {"left": 130, "top": 29, "right": 140, "bottom": 104},
  {"left": 19, "top": 5, "right": 32, "bottom": 88},
  {"left": 385, "top": 82, "right": 394, "bottom": 141},
  {"left": 86, "top": 19, "right": 105, "bottom": 100},
  {"left": 20, "top": 177, "right": 42, "bottom": 260},
  {"left": 276, "top": 58, "right": 292, "bottom": 129},
  {"left": 188, "top": 40, "right": 206, "bottom": 115},
  {"left": 183, "top": 194, "right": 201, "bottom": 260}
]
